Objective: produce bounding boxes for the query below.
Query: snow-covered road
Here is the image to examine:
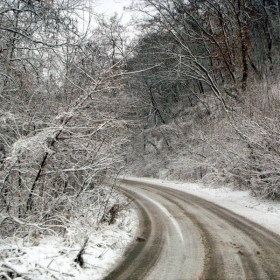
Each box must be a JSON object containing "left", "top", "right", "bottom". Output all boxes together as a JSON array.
[
  {"left": 106, "top": 178, "right": 280, "bottom": 279},
  {"left": 125, "top": 177, "right": 280, "bottom": 236}
]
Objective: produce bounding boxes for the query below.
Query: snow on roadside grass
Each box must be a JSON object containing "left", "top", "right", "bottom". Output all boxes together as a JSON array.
[
  {"left": 124, "top": 176, "right": 280, "bottom": 236},
  {"left": 0, "top": 200, "right": 138, "bottom": 279}
]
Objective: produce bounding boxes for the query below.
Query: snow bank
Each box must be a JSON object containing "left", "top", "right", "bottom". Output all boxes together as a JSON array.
[{"left": 0, "top": 208, "right": 138, "bottom": 279}]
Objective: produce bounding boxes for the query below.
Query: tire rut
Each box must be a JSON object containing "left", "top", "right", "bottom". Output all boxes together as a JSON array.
[
  {"left": 160, "top": 187, "right": 280, "bottom": 279},
  {"left": 104, "top": 188, "right": 164, "bottom": 280}
]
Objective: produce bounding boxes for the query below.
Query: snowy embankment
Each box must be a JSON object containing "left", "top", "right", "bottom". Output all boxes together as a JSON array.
[
  {"left": 125, "top": 176, "right": 280, "bottom": 235},
  {"left": 0, "top": 192, "right": 139, "bottom": 280}
]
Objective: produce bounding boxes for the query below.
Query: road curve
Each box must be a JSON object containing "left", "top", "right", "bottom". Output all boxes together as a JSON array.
[{"left": 105, "top": 179, "right": 280, "bottom": 280}]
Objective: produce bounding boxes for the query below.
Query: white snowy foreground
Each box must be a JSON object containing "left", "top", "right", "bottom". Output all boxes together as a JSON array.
[
  {"left": 0, "top": 194, "right": 139, "bottom": 280},
  {"left": 2, "top": 177, "right": 280, "bottom": 279}
]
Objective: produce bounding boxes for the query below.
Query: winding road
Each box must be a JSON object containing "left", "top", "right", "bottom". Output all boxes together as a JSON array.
[{"left": 105, "top": 179, "right": 280, "bottom": 280}]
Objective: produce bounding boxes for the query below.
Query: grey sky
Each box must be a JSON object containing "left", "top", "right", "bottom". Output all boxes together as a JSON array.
[{"left": 94, "top": 0, "right": 132, "bottom": 22}]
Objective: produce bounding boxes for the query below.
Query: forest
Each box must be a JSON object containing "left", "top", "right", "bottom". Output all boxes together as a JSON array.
[
  {"left": 125, "top": 0, "right": 280, "bottom": 199},
  {"left": 1, "top": 0, "right": 280, "bottom": 255}
]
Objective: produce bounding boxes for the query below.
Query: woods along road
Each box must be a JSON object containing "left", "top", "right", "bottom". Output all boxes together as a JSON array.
[{"left": 105, "top": 179, "right": 280, "bottom": 280}]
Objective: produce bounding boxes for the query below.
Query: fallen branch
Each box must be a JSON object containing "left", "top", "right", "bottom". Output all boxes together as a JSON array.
[
  {"left": 0, "top": 272, "right": 12, "bottom": 280},
  {"left": 2, "top": 260, "right": 24, "bottom": 277}
]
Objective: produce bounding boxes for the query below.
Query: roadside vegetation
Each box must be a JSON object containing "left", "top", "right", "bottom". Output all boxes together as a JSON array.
[
  {"left": 0, "top": 1, "right": 135, "bottom": 278},
  {"left": 125, "top": 0, "right": 280, "bottom": 200}
]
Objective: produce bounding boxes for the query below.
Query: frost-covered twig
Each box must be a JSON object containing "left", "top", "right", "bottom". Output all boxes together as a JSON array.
[
  {"left": 35, "top": 261, "right": 75, "bottom": 278},
  {"left": 0, "top": 272, "right": 12, "bottom": 280},
  {"left": 0, "top": 214, "right": 59, "bottom": 236},
  {"left": 1, "top": 260, "right": 25, "bottom": 277}
]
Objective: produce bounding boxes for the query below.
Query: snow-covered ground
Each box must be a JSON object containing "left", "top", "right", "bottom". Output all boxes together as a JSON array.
[
  {"left": 0, "top": 204, "right": 138, "bottom": 280},
  {"left": 125, "top": 176, "right": 280, "bottom": 235}
]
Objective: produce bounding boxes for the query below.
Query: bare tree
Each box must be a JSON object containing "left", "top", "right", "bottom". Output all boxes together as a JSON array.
[
  {"left": 124, "top": 0, "right": 280, "bottom": 198},
  {"left": 0, "top": 0, "right": 130, "bottom": 238}
]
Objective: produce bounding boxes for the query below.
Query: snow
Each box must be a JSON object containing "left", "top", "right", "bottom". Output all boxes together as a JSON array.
[
  {"left": 6, "top": 128, "right": 56, "bottom": 164},
  {"left": 0, "top": 207, "right": 138, "bottom": 280},
  {"left": 125, "top": 176, "right": 280, "bottom": 235}
]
